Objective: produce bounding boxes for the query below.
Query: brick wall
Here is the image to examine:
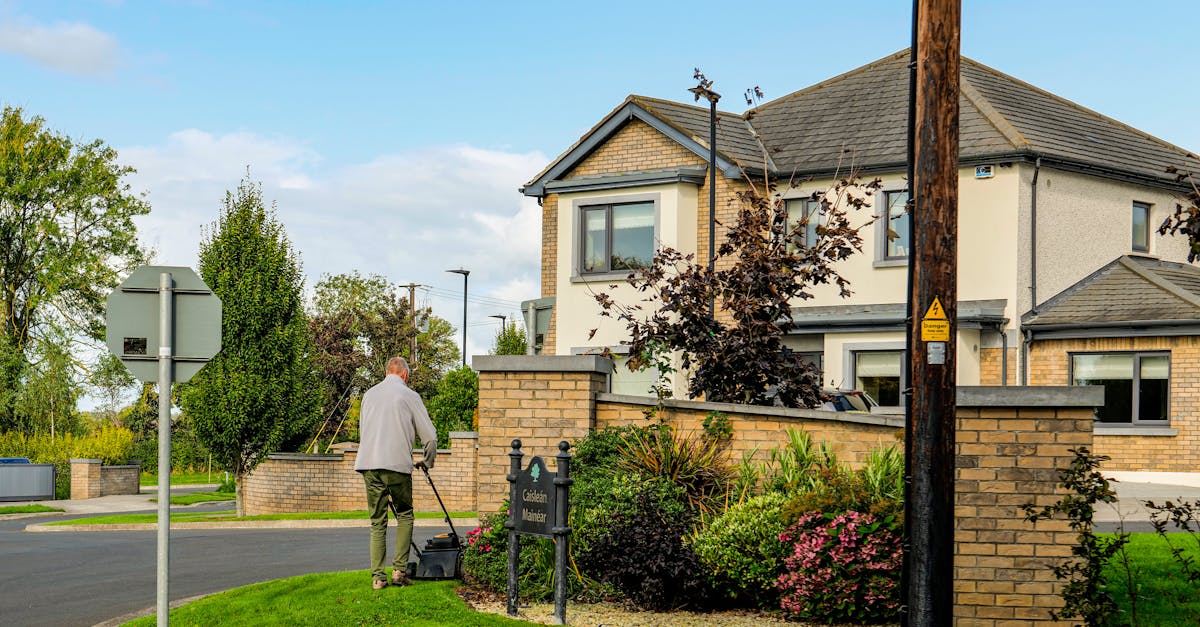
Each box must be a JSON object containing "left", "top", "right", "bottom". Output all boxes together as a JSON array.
[
  {"left": 540, "top": 194, "right": 558, "bottom": 355},
  {"left": 563, "top": 119, "right": 703, "bottom": 179},
  {"left": 979, "top": 347, "right": 1019, "bottom": 386},
  {"left": 595, "top": 395, "right": 901, "bottom": 468},
  {"left": 243, "top": 433, "right": 478, "bottom": 515},
  {"left": 475, "top": 355, "right": 607, "bottom": 513},
  {"left": 1028, "top": 336, "right": 1200, "bottom": 471},
  {"left": 954, "top": 387, "right": 1097, "bottom": 624},
  {"left": 70, "top": 459, "right": 102, "bottom": 499},
  {"left": 70, "top": 459, "right": 140, "bottom": 499},
  {"left": 100, "top": 465, "right": 140, "bottom": 496}
]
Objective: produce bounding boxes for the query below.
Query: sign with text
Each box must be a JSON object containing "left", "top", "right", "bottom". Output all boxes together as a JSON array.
[{"left": 512, "top": 456, "right": 556, "bottom": 538}]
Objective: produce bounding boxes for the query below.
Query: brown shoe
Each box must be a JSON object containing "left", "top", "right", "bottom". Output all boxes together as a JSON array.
[
  {"left": 391, "top": 570, "right": 412, "bottom": 587},
  {"left": 372, "top": 578, "right": 388, "bottom": 590}
]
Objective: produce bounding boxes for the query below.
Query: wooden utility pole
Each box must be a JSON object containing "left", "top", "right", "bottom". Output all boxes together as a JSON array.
[
  {"left": 400, "top": 283, "right": 424, "bottom": 367},
  {"left": 904, "top": 0, "right": 960, "bottom": 625}
]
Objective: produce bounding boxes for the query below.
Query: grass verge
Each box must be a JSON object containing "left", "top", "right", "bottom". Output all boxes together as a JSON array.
[
  {"left": 140, "top": 472, "right": 224, "bottom": 486},
  {"left": 49, "top": 509, "right": 476, "bottom": 526},
  {"left": 1103, "top": 532, "right": 1200, "bottom": 625},
  {"left": 0, "top": 504, "right": 64, "bottom": 514},
  {"left": 121, "top": 574, "right": 530, "bottom": 626},
  {"left": 150, "top": 491, "right": 235, "bottom": 506}
]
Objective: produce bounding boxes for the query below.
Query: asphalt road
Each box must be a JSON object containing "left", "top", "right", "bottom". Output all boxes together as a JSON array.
[{"left": 0, "top": 511, "right": 449, "bottom": 627}]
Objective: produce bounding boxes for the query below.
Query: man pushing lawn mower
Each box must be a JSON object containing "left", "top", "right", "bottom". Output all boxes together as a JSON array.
[{"left": 355, "top": 356, "right": 438, "bottom": 590}]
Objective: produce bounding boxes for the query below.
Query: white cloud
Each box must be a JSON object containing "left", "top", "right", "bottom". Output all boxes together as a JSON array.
[
  {"left": 0, "top": 18, "right": 122, "bottom": 77},
  {"left": 120, "top": 130, "right": 548, "bottom": 359}
]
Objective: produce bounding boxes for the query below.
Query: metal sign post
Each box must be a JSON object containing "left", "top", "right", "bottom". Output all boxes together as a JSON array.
[
  {"left": 506, "top": 439, "right": 572, "bottom": 625},
  {"left": 106, "top": 265, "right": 221, "bottom": 627},
  {"left": 156, "top": 272, "right": 173, "bottom": 627}
]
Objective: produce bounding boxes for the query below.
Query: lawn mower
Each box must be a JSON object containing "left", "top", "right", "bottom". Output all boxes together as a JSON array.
[{"left": 389, "top": 462, "right": 463, "bottom": 580}]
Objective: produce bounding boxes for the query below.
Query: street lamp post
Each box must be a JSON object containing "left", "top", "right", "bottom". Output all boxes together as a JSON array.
[
  {"left": 489, "top": 314, "right": 507, "bottom": 328},
  {"left": 446, "top": 268, "right": 470, "bottom": 367}
]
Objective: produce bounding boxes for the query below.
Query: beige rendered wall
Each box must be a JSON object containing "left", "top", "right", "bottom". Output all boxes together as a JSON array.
[{"left": 1019, "top": 165, "right": 1190, "bottom": 312}]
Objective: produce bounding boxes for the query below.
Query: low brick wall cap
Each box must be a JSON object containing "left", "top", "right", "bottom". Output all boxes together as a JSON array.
[
  {"left": 266, "top": 453, "right": 343, "bottom": 461},
  {"left": 957, "top": 385, "right": 1103, "bottom": 408},
  {"left": 449, "top": 431, "right": 479, "bottom": 439},
  {"left": 473, "top": 354, "right": 612, "bottom": 374},
  {"left": 597, "top": 393, "right": 905, "bottom": 428},
  {"left": 69, "top": 458, "right": 102, "bottom": 464}
]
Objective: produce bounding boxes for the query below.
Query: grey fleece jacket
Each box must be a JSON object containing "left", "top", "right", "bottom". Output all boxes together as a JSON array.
[{"left": 354, "top": 374, "right": 438, "bottom": 474}]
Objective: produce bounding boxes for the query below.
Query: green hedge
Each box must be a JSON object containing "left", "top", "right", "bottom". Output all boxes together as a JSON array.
[{"left": 0, "top": 427, "right": 136, "bottom": 499}]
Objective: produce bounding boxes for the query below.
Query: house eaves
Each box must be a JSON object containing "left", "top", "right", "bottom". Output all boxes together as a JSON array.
[
  {"left": 786, "top": 299, "right": 1007, "bottom": 334},
  {"left": 521, "top": 97, "right": 745, "bottom": 198}
]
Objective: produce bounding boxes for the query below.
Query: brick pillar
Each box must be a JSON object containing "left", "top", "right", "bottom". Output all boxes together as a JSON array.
[
  {"left": 474, "top": 355, "right": 610, "bottom": 514},
  {"left": 954, "top": 386, "right": 1100, "bottom": 624},
  {"left": 69, "top": 458, "right": 102, "bottom": 500}
]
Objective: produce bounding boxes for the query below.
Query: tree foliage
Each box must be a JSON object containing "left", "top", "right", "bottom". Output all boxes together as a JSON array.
[
  {"left": 1158, "top": 168, "right": 1200, "bottom": 262},
  {"left": 0, "top": 106, "right": 148, "bottom": 429},
  {"left": 307, "top": 272, "right": 458, "bottom": 449},
  {"left": 491, "top": 321, "right": 528, "bottom": 355},
  {"left": 180, "top": 173, "right": 321, "bottom": 515},
  {"left": 426, "top": 365, "right": 477, "bottom": 447},
  {"left": 594, "top": 176, "right": 879, "bottom": 407},
  {"left": 15, "top": 334, "right": 81, "bottom": 436},
  {"left": 90, "top": 352, "right": 136, "bottom": 427}
]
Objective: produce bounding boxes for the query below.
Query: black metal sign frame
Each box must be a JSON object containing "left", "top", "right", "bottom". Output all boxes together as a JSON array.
[{"left": 506, "top": 439, "right": 572, "bottom": 625}]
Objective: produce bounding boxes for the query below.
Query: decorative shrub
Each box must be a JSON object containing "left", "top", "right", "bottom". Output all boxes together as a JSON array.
[
  {"left": 426, "top": 366, "right": 477, "bottom": 447},
  {"left": 576, "top": 485, "right": 713, "bottom": 610},
  {"left": 778, "top": 511, "right": 903, "bottom": 624},
  {"left": 762, "top": 428, "right": 838, "bottom": 494},
  {"left": 690, "top": 492, "right": 790, "bottom": 606},
  {"left": 617, "top": 423, "right": 732, "bottom": 515},
  {"left": 461, "top": 507, "right": 594, "bottom": 602}
]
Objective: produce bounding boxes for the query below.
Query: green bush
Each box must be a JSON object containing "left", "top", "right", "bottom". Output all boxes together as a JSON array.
[
  {"left": 617, "top": 423, "right": 732, "bottom": 515},
  {"left": 575, "top": 480, "right": 713, "bottom": 610},
  {"left": 0, "top": 427, "right": 137, "bottom": 498},
  {"left": 461, "top": 506, "right": 593, "bottom": 602},
  {"left": 426, "top": 366, "right": 477, "bottom": 447},
  {"left": 690, "top": 492, "right": 790, "bottom": 606}
]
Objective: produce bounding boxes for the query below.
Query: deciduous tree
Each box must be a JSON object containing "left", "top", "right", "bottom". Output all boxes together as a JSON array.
[
  {"left": 181, "top": 174, "right": 321, "bottom": 515},
  {"left": 594, "top": 175, "right": 880, "bottom": 407},
  {"left": 0, "top": 106, "right": 149, "bottom": 428},
  {"left": 491, "top": 321, "right": 528, "bottom": 356}
]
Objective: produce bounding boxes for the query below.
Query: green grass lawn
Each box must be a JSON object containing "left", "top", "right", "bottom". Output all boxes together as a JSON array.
[
  {"left": 140, "top": 471, "right": 224, "bottom": 486},
  {"left": 122, "top": 574, "right": 531, "bottom": 626},
  {"left": 1103, "top": 533, "right": 1200, "bottom": 626},
  {"left": 49, "top": 509, "right": 477, "bottom": 526},
  {"left": 0, "top": 504, "right": 64, "bottom": 514},
  {"left": 149, "top": 491, "right": 235, "bottom": 506}
]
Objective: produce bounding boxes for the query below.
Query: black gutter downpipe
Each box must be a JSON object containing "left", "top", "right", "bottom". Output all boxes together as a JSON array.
[
  {"left": 996, "top": 321, "right": 1008, "bottom": 386},
  {"left": 708, "top": 96, "right": 718, "bottom": 318},
  {"left": 1023, "top": 156, "right": 1042, "bottom": 385},
  {"left": 900, "top": 5, "right": 918, "bottom": 624}
]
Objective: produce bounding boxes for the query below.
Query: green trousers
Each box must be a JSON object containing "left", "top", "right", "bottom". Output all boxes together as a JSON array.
[{"left": 362, "top": 469, "right": 414, "bottom": 581}]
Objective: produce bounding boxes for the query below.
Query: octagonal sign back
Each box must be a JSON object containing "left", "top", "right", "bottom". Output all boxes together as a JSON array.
[{"left": 105, "top": 265, "right": 221, "bottom": 383}]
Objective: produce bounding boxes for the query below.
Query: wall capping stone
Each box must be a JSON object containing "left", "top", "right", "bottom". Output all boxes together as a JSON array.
[
  {"left": 267, "top": 453, "right": 343, "bottom": 461},
  {"left": 474, "top": 354, "right": 612, "bottom": 374},
  {"left": 69, "top": 458, "right": 102, "bottom": 464},
  {"left": 449, "top": 431, "right": 479, "bottom": 439},
  {"left": 596, "top": 393, "right": 905, "bottom": 428},
  {"left": 957, "top": 385, "right": 1103, "bottom": 407}
]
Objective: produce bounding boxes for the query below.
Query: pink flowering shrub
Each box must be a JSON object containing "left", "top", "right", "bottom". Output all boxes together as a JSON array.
[{"left": 777, "top": 511, "right": 902, "bottom": 623}]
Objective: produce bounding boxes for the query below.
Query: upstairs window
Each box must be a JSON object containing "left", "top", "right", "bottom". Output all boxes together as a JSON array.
[
  {"left": 884, "top": 190, "right": 910, "bottom": 260},
  {"left": 784, "top": 198, "right": 820, "bottom": 251},
  {"left": 581, "top": 201, "right": 654, "bottom": 274},
  {"left": 1132, "top": 201, "right": 1151, "bottom": 253},
  {"left": 1071, "top": 352, "right": 1169, "bottom": 424}
]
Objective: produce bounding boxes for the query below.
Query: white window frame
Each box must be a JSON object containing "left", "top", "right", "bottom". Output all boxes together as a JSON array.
[{"left": 842, "top": 341, "right": 907, "bottom": 409}]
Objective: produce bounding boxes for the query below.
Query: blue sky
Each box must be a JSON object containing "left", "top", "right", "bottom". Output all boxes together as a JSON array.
[{"left": 3, "top": 0, "right": 1198, "bottom": 362}]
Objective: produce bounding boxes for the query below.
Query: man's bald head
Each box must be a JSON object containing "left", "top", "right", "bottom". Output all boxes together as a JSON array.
[{"left": 386, "top": 357, "right": 410, "bottom": 378}]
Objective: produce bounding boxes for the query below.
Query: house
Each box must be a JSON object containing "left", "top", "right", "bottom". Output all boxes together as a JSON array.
[{"left": 520, "top": 50, "right": 1200, "bottom": 471}]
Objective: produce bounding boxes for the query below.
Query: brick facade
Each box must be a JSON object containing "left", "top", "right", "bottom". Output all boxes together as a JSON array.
[
  {"left": 242, "top": 433, "right": 478, "bottom": 515},
  {"left": 69, "top": 459, "right": 140, "bottom": 499},
  {"left": 1028, "top": 336, "right": 1200, "bottom": 471},
  {"left": 562, "top": 119, "right": 703, "bottom": 180},
  {"left": 979, "top": 347, "right": 1019, "bottom": 386}
]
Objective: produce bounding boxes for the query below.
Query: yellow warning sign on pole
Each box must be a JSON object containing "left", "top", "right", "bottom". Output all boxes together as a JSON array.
[
  {"left": 923, "top": 297, "right": 947, "bottom": 321},
  {"left": 921, "top": 297, "right": 950, "bottom": 341}
]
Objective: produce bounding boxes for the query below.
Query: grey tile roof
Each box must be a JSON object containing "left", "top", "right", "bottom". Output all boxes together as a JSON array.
[
  {"left": 1024, "top": 256, "right": 1200, "bottom": 326},
  {"left": 631, "top": 96, "right": 769, "bottom": 170},
  {"left": 526, "top": 50, "right": 1200, "bottom": 194}
]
